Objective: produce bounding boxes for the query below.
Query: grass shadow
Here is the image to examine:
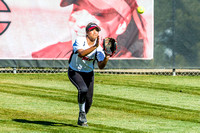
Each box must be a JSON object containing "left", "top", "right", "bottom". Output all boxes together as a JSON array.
[
  {"left": 12, "top": 119, "right": 78, "bottom": 127},
  {"left": 12, "top": 119, "right": 140, "bottom": 132}
]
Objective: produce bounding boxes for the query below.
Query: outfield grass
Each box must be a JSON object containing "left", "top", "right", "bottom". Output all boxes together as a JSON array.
[{"left": 0, "top": 73, "right": 199, "bottom": 133}]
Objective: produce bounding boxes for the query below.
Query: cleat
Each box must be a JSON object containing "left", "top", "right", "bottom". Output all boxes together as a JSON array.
[
  {"left": 77, "top": 121, "right": 88, "bottom": 127},
  {"left": 77, "top": 111, "right": 88, "bottom": 126}
]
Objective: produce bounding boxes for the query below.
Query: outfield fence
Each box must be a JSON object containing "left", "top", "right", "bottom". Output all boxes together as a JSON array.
[{"left": 1, "top": 68, "right": 200, "bottom": 76}]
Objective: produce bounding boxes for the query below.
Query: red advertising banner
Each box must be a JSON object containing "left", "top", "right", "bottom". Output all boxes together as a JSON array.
[{"left": 0, "top": 0, "right": 154, "bottom": 59}]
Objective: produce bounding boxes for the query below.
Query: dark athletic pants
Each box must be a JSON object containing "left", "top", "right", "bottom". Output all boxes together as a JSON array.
[{"left": 68, "top": 67, "right": 94, "bottom": 114}]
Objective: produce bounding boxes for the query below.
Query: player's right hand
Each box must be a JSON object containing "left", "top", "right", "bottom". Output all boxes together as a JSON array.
[{"left": 94, "top": 36, "right": 99, "bottom": 47}]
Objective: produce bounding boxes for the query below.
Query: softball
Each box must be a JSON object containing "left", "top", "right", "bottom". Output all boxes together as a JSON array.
[{"left": 137, "top": 6, "right": 145, "bottom": 14}]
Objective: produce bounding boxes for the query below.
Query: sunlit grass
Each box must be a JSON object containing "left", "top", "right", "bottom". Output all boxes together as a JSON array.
[{"left": 0, "top": 73, "right": 199, "bottom": 132}]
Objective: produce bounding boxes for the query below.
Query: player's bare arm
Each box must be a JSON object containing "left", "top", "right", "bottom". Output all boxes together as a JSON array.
[
  {"left": 77, "top": 46, "right": 97, "bottom": 58},
  {"left": 98, "top": 55, "right": 110, "bottom": 69},
  {"left": 77, "top": 36, "right": 99, "bottom": 57}
]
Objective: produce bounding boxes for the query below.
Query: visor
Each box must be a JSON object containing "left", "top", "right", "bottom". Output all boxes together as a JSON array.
[{"left": 86, "top": 23, "right": 101, "bottom": 32}]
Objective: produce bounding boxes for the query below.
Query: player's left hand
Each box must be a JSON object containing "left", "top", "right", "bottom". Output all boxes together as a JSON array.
[{"left": 103, "top": 37, "right": 117, "bottom": 57}]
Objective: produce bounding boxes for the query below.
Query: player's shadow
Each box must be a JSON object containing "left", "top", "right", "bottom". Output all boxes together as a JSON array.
[{"left": 13, "top": 119, "right": 78, "bottom": 127}]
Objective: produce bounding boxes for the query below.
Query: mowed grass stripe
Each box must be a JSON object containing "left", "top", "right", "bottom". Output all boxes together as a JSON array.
[
  {"left": 0, "top": 97, "right": 136, "bottom": 132},
  {"left": 1, "top": 81, "right": 199, "bottom": 124},
  {"left": 0, "top": 108, "right": 138, "bottom": 133},
  {"left": 95, "top": 75, "right": 200, "bottom": 95},
  {"left": 93, "top": 94, "right": 200, "bottom": 123},
  {"left": 0, "top": 82, "right": 77, "bottom": 104}
]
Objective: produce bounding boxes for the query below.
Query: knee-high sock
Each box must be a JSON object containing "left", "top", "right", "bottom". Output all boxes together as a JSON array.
[{"left": 79, "top": 102, "right": 86, "bottom": 112}]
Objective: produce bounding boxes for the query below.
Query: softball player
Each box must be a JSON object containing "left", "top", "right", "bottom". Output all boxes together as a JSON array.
[{"left": 68, "top": 22, "right": 110, "bottom": 126}]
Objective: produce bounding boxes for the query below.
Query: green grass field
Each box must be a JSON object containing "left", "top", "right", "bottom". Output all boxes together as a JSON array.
[{"left": 0, "top": 73, "right": 199, "bottom": 133}]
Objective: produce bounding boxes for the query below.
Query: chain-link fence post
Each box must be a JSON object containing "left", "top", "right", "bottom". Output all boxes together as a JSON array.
[
  {"left": 172, "top": 0, "right": 176, "bottom": 76},
  {"left": 13, "top": 68, "right": 17, "bottom": 74}
]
